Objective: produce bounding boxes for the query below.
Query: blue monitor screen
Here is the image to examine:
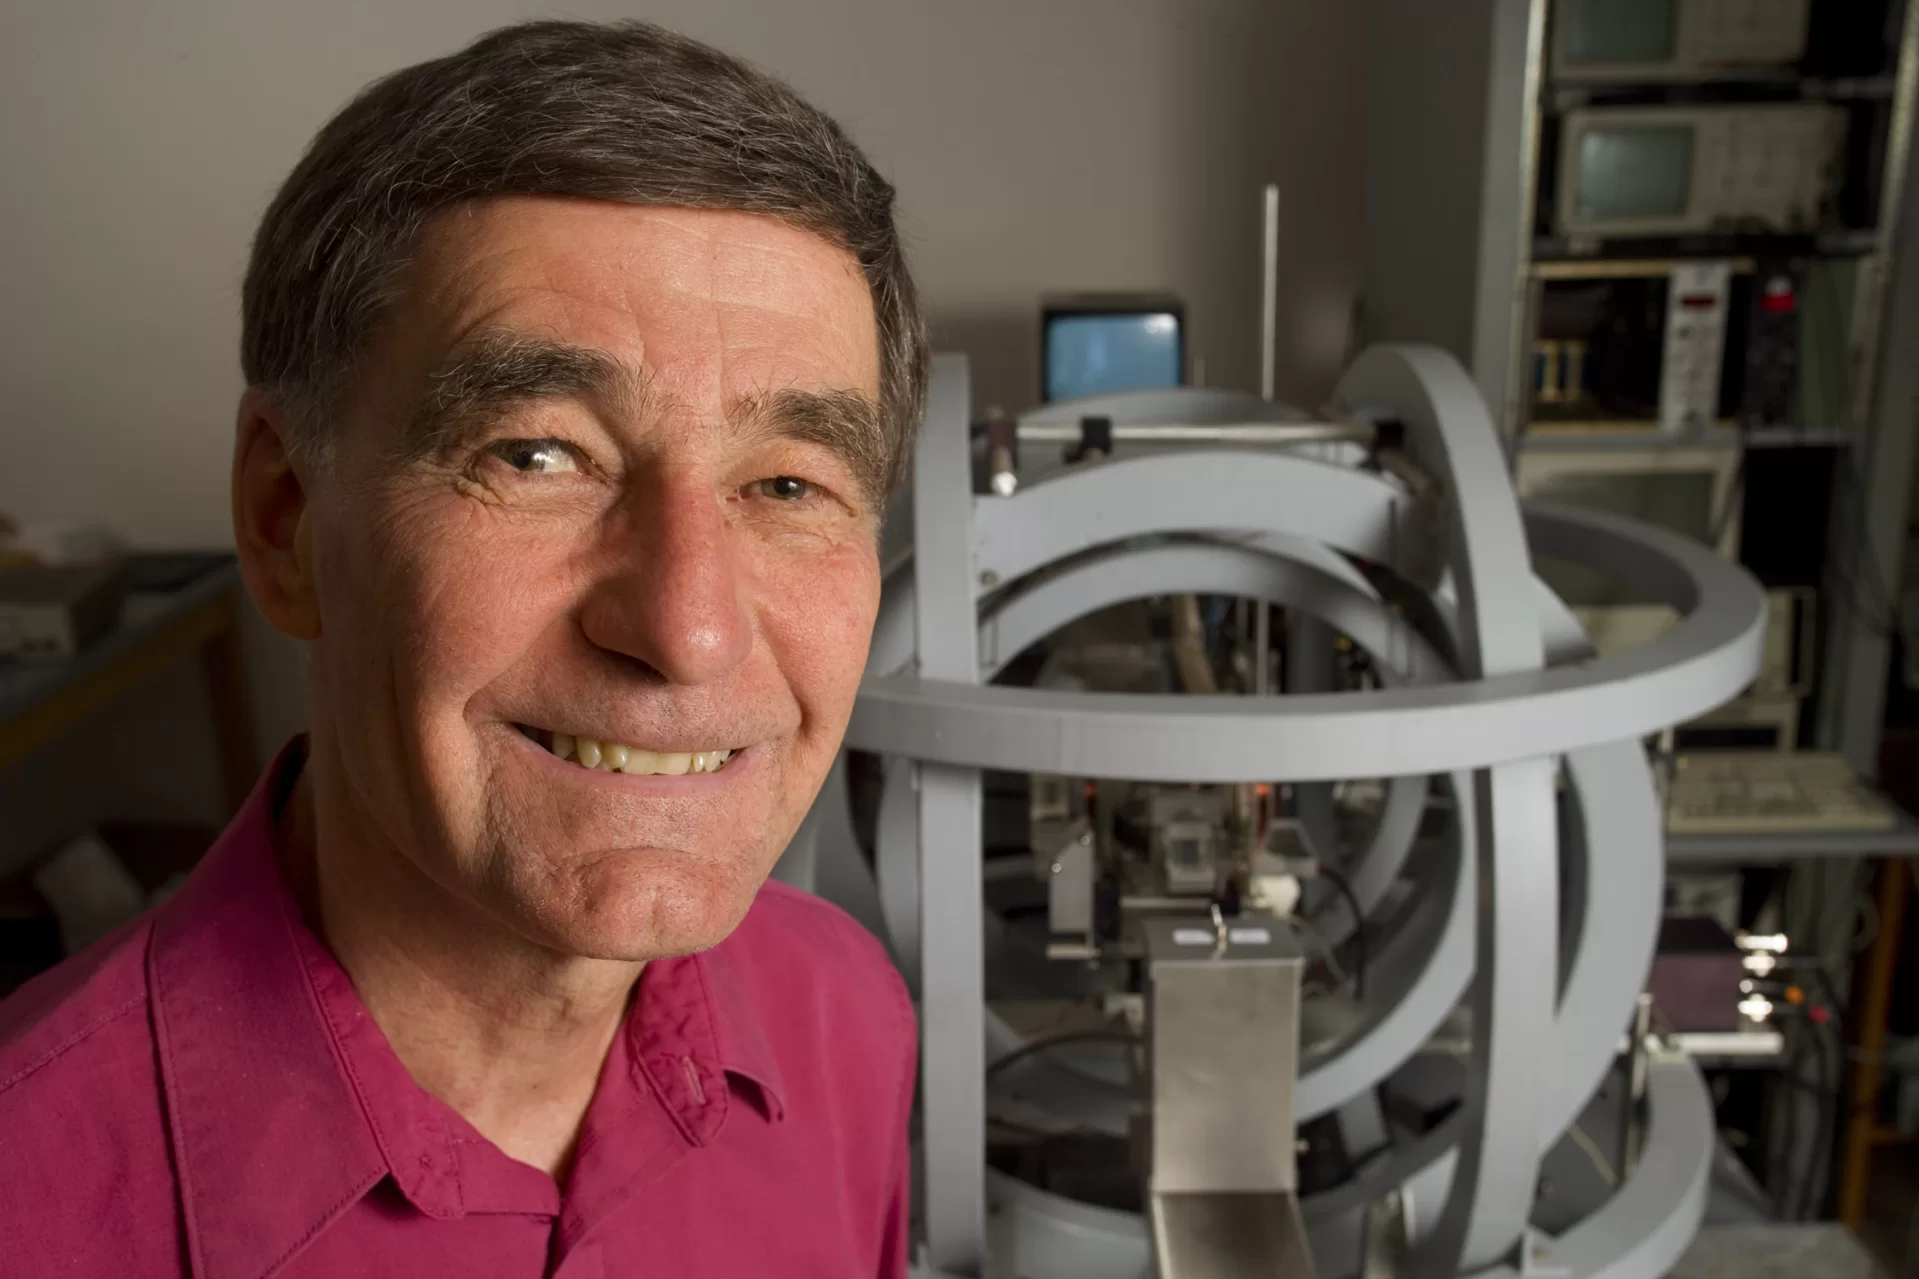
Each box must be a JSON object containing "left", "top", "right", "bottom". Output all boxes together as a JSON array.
[{"left": 1044, "top": 312, "right": 1182, "bottom": 402}]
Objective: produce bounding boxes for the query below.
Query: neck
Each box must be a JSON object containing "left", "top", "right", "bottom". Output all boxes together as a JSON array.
[{"left": 276, "top": 746, "right": 643, "bottom": 1182}]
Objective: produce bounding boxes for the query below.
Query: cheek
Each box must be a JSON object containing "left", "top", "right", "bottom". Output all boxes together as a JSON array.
[
  {"left": 756, "top": 538, "right": 879, "bottom": 730},
  {"left": 319, "top": 486, "right": 582, "bottom": 738}
]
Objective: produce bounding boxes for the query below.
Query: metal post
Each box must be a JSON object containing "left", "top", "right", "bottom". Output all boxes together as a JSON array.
[
  {"left": 1620, "top": 992, "right": 1655, "bottom": 1179},
  {"left": 1014, "top": 421, "right": 1372, "bottom": 447},
  {"left": 1262, "top": 184, "right": 1281, "bottom": 403},
  {"left": 914, "top": 355, "right": 987, "bottom": 1273},
  {"left": 1482, "top": 0, "right": 1549, "bottom": 435},
  {"left": 1255, "top": 598, "right": 1272, "bottom": 697}
]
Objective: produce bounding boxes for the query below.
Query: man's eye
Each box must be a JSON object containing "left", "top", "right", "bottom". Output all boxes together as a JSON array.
[
  {"left": 487, "top": 438, "right": 582, "bottom": 475},
  {"left": 752, "top": 476, "right": 816, "bottom": 501}
]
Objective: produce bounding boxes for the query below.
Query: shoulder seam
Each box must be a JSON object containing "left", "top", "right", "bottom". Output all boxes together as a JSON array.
[{"left": 0, "top": 994, "right": 148, "bottom": 1097}]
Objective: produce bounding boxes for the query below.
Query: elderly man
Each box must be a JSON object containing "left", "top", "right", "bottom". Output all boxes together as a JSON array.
[{"left": 0, "top": 20, "right": 922, "bottom": 1278}]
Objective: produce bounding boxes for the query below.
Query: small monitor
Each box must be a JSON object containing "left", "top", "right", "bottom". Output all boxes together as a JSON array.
[
  {"left": 1559, "top": 0, "right": 1678, "bottom": 71},
  {"left": 1042, "top": 294, "right": 1184, "bottom": 403},
  {"left": 1573, "top": 126, "right": 1694, "bottom": 223},
  {"left": 1555, "top": 104, "right": 1843, "bottom": 238}
]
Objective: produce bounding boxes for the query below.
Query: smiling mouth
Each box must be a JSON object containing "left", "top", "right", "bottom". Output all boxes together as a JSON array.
[{"left": 515, "top": 725, "right": 735, "bottom": 776}]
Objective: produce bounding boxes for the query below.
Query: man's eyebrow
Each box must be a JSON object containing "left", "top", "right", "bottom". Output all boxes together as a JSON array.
[
  {"left": 406, "top": 329, "right": 638, "bottom": 457},
  {"left": 731, "top": 387, "right": 888, "bottom": 507},
  {"left": 406, "top": 329, "right": 886, "bottom": 501}
]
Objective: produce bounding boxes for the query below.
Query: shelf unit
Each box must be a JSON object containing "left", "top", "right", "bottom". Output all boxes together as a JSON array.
[
  {"left": 1362, "top": 0, "right": 1919, "bottom": 1237},
  {"left": 1362, "top": 0, "right": 1919, "bottom": 773}
]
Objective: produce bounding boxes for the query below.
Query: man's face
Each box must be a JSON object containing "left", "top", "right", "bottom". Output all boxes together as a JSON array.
[{"left": 297, "top": 197, "right": 884, "bottom": 961}]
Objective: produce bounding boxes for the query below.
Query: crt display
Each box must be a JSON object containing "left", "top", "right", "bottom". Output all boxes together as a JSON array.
[
  {"left": 1560, "top": 0, "right": 1678, "bottom": 67},
  {"left": 1045, "top": 312, "right": 1181, "bottom": 402},
  {"left": 1575, "top": 126, "right": 1694, "bottom": 221},
  {"left": 1533, "top": 469, "right": 1722, "bottom": 606}
]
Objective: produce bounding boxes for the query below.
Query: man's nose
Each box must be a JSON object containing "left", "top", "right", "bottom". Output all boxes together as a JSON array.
[{"left": 578, "top": 470, "right": 752, "bottom": 685}]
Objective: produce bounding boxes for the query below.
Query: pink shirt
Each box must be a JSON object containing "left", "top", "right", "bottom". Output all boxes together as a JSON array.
[{"left": 0, "top": 746, "right": 916, "bottom": 1278}]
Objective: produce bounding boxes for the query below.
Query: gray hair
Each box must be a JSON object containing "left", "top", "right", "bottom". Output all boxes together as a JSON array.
[{"left": 241, "top": 19, "right": 927, "bottom": 493}]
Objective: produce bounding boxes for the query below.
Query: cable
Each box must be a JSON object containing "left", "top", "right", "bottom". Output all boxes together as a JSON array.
[
  {"left": 1837, "top": 456, "right": 1902, "bottom": 621},
  {"left": 1784, "top": 258, "right": 1915, "bottom": 650},
  {"left": 1853, "top": 887, "right": 1882, "bottom": 954},
  {"left": 1565, "top": 1120, "right": 1618, "bottom": 1186},
  {"left": 985, "top": 1029, "right": 1140, "bottom": 1083},
  {"left": 1313, "top": 863, "right": 1369, "bottom": 1001},
  {"left": 1775, "top": 1034, "right": 1800, "bottom": 1219},
  {"left": 1789, "top": 1020, "right": 1839, "bottom": 1222},
  {"left": 1820, "top": 450, "right": 1913, "bottom": 646},
  {"left": 1293, "top": 913, "right": 1352, "bottom": 993}
]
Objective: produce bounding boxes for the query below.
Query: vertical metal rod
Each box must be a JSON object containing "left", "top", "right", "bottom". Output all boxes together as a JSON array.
[
  {"left": 1254, "top": 599, "right": 1271, "bottom": 697},
  {"left": 1622, "top": 992, "right": 1655, "bottom": 1178},
  {"left": 1261, "top": 183, "right": 1281, "bottom": 402},
  {"left": 913, "top": 355, "right": 986, "bottom": 1273},
  {"left": 1489, "top": 0, "right": 1552, "bottom": 437}
]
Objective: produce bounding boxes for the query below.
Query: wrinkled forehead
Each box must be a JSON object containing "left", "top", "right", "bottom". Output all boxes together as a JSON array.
[
  {"left": 367, "top": 195, "right": 882, "bottom": 414},
  {"left": 326, "top": 196, "right": 890, "bottom": 502}
]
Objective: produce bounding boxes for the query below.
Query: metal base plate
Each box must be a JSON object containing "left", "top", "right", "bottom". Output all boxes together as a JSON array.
[{"left": 1151, "top": 1191, "right": 1317, "bottom": 1279}]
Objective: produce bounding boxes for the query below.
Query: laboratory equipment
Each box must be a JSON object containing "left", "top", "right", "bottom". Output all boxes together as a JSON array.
[
  {"left": 1553, "top": 104, "right": 1846, "bottom": 239},
  {"left": 1528, "top": 258, "right": 1811, "bottom": 434},
  {"left": 1362, "top": 6, "right": 1919, "bottom": 802},
  {"left": 1514, "top": 440, "right": 1742, "bottom": 610},
  {"left": 794, "top": 344, "right": 1769, "bottom": 1278},
  {"left": 1040, "top": 293, "right": 1185, "bottom": 403},
  {"left": 1663, "top": 750, "right": 1898, "bottom": 833},
  {"left": 1550, "top": 0, "right": 1810, "bottom": 82},
  {"left": 1647, "top": 918, "right": 1750, "bottom": 1033}
]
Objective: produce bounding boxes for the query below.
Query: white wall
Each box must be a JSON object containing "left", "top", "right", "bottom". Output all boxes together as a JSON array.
[{"left": 0, "top": 0, "right": 1375, "bottom": 858}]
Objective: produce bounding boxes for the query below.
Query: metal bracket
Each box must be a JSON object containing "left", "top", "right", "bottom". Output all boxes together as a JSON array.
[{"left": 1511, "top": 1229, "right": 1571, "bottom": 1279}]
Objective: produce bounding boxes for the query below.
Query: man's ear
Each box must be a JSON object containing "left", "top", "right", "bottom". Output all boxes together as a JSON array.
[{"left": 232, "top": 387, "right": 321, "bottom": 640}]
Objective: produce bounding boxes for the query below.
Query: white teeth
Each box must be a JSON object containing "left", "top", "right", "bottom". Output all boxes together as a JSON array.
[{"left": 542, "top": 732, "right": 730, "bottom": 776}]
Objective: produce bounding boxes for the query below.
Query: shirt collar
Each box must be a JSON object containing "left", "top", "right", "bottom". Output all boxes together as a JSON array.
[
  {"left": 147, "top": 743, "right": 387, "bottom": 1279},
  {"left": 693, "top": 941, "right": 787, "bottom": 1123},
  {"left": 149, "top": 739, "right": 790, "bottom": 1279}
]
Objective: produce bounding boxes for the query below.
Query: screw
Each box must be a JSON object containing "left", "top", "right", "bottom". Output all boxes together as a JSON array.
[
  {"left": 980, "top": 569, "right": 1000, "bottom": 587},
  {"left": 1050, "top": 862, "right": 1063, "bottom": 875}
]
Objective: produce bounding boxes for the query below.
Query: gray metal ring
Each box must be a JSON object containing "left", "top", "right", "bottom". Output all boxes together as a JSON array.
[{"left": 846, "top": 502, "right": 1762, "bottom": 782}]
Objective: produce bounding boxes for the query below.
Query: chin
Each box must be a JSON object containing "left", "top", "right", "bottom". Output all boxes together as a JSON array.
[{"left": 510, "top": 851, "right": 766, "bottom": 962}]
